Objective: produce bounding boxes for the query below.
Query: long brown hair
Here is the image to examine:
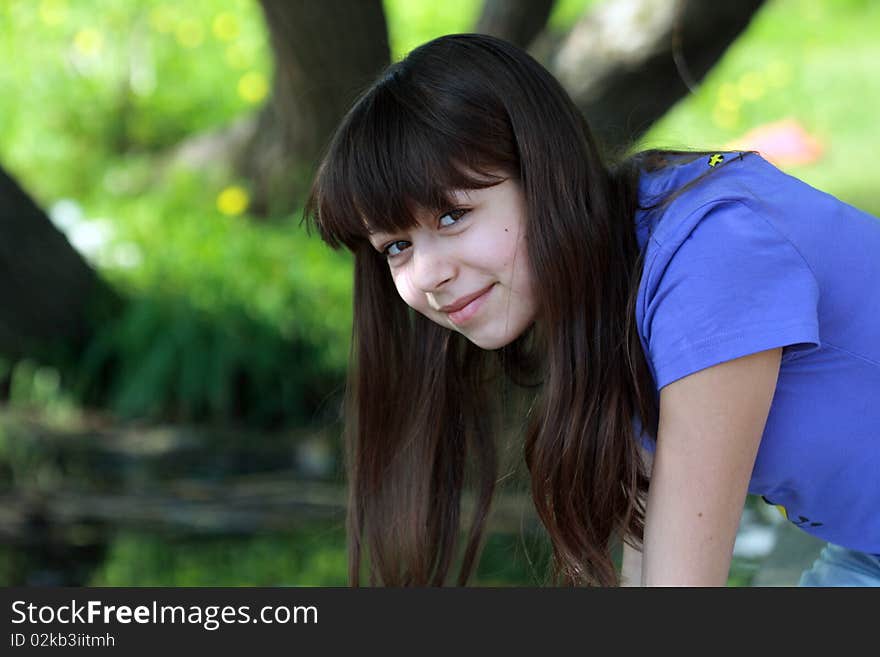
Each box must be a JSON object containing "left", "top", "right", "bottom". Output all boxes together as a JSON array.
[{"left": 304, "top": 33, "right": 751, "bottom": 586}]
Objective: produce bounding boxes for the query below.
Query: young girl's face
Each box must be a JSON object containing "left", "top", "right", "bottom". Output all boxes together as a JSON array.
[{"left": 367, "top": 176, "right": 537, "bottom": 350}]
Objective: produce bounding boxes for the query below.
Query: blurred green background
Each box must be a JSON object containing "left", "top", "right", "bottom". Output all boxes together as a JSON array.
[{"left": 0, "top": 0, "right": 877, "bottom": 587}]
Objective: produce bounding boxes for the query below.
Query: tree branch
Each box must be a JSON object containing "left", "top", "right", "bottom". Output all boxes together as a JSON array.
[
  {"left": 548, "top": 0, "right": 766, "bottom": 152},
  {"left": 475, "top": 0, "right": 557, "bottom": 50}
]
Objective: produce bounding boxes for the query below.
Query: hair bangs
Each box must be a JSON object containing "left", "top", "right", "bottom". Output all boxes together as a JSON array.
[{"left": 305, "top": 69, "right": 516, "bottom": 252}]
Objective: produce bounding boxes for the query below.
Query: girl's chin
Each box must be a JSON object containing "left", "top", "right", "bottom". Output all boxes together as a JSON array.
[{"left": 460, "top": 327, "right": 523, "bottom": 351}]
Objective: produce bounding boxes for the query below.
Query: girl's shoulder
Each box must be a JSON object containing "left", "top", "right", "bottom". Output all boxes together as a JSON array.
[
  {"left": 635, "top": 151, "right": 779, "bottom": 243},
  {"left": 635, "top": 151, "right": 743, "bottom": 255},
  {"left": 634, "top": 153, "right": 824, "bottom": 391}
]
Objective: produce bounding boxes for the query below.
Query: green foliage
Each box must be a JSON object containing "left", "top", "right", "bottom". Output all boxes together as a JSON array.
[
  {"left": 71, "top": 293, "right": 333, "bottom": 426},
  {"left": 0, "top": 0, "right": 352, "bottom": 426},
  {"left": 472, "top": 531, "right": 555, "bottom": 586},
  {"left": 1, "top": 357, "right": 81, "bottom": 428},
  {"left": 90, "top": 524, "right": 556, "bottom": 587},
  {"left": 548, "top": 0, "right": 599, "bottom": 31},
  {"left": 0, "top": 0, "right": 270, "bottom": 202},
  {"left": 726, "top": 559, "right": 761, "bottom": 588},
  {"left": 2, "top": 166, "right": 353, "bottom": 426},
  {"left": 0, "top": 408, "right": 65, "bottom": 491},
  {"left": 384, "top": 0, "right": 481, "bottom": 59},
  {"left": 89, "top": 525, "right": 350, "bottom": 586},
  {"left": 68, "top": 169, "right": 353, "bottom": 426},
  {"left": 99, "top": 170, "right": 353, "bottom": 378}
]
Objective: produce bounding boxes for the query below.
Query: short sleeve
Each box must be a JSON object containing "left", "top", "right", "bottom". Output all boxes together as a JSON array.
[{"left": 643, "top": 200, "right": 821, "bottom": 390}]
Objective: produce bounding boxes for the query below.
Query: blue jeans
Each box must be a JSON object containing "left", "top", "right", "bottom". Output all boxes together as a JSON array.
[{"left": 798, "top": 543, "right": 880, "bottom": 586}]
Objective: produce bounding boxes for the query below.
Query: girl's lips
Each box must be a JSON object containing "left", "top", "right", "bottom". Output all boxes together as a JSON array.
[{"left": 447, "top": 284, "right": 494, "bottom": 325}]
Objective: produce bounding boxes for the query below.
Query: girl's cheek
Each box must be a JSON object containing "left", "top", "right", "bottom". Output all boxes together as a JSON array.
[{"left": 393, "top": 272, "right": 420, "bottom": 308}]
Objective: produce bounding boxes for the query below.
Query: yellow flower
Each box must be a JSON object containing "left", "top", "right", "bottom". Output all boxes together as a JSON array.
[
  {"left": 238, "top": 71, "right": 269, "bottom": 104},
  {"left": 73, "top": 29, "right": 103, "bottom": 56},
  {"left": 212, "top": 12, "right": 239, "bottom": 41},
  {"left": 217, "top": 186, "right": 249, "bottom": 216},
  {"left": 39, "top": 0, "right": 67, "bottom": 26}
]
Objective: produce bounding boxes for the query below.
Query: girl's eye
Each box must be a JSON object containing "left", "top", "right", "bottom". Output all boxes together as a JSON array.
[
  {"left": 380, "top": 208, "right": 469, "bottom": 259},
  {"left": 383, "top": 240, "right": 408, "bottom": 258},
  {"left": 438, "top": 208, "right": 468, "bottom": 227}
]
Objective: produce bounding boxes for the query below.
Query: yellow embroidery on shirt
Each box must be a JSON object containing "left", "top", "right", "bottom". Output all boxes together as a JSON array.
[{"left": 708, "top": 153, "right": 725, "bottom": 167}]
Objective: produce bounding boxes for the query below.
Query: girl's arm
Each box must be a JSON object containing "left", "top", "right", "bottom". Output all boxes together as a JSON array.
[{"left": 641, "top": 347, "right": 783, "bottom": 586}]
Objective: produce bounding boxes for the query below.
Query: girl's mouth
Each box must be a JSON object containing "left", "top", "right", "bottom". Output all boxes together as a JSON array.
[{"left": 447, "top": 284, "right": 495, "bottom": 325}]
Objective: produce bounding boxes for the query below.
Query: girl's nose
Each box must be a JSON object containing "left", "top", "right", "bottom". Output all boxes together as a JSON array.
[{"left": 411, "top": 244, "right": 455, "bottom": 293}]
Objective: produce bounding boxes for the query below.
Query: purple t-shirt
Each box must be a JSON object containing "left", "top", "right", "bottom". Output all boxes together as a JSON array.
[{"left": 633, "top": 151, "right": 880, "bottom": 552}]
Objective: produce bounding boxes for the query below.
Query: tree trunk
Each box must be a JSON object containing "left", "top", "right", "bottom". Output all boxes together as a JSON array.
[
  {"left": 475, "top": 0, "right": 557, "bottom": 50},
  {"left": 549, "top": 0, "right": 767, "bottom": 153},
  {"left": 239, "top": 0, "right": 391, "bottom": 217},
  {"left": 0, "top": 166, "right": 122, "bottom": 365}
]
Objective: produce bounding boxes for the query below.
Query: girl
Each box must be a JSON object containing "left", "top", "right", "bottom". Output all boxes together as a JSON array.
[{"left": 304, "top": 34, "right": 880, "bottom": 586}]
